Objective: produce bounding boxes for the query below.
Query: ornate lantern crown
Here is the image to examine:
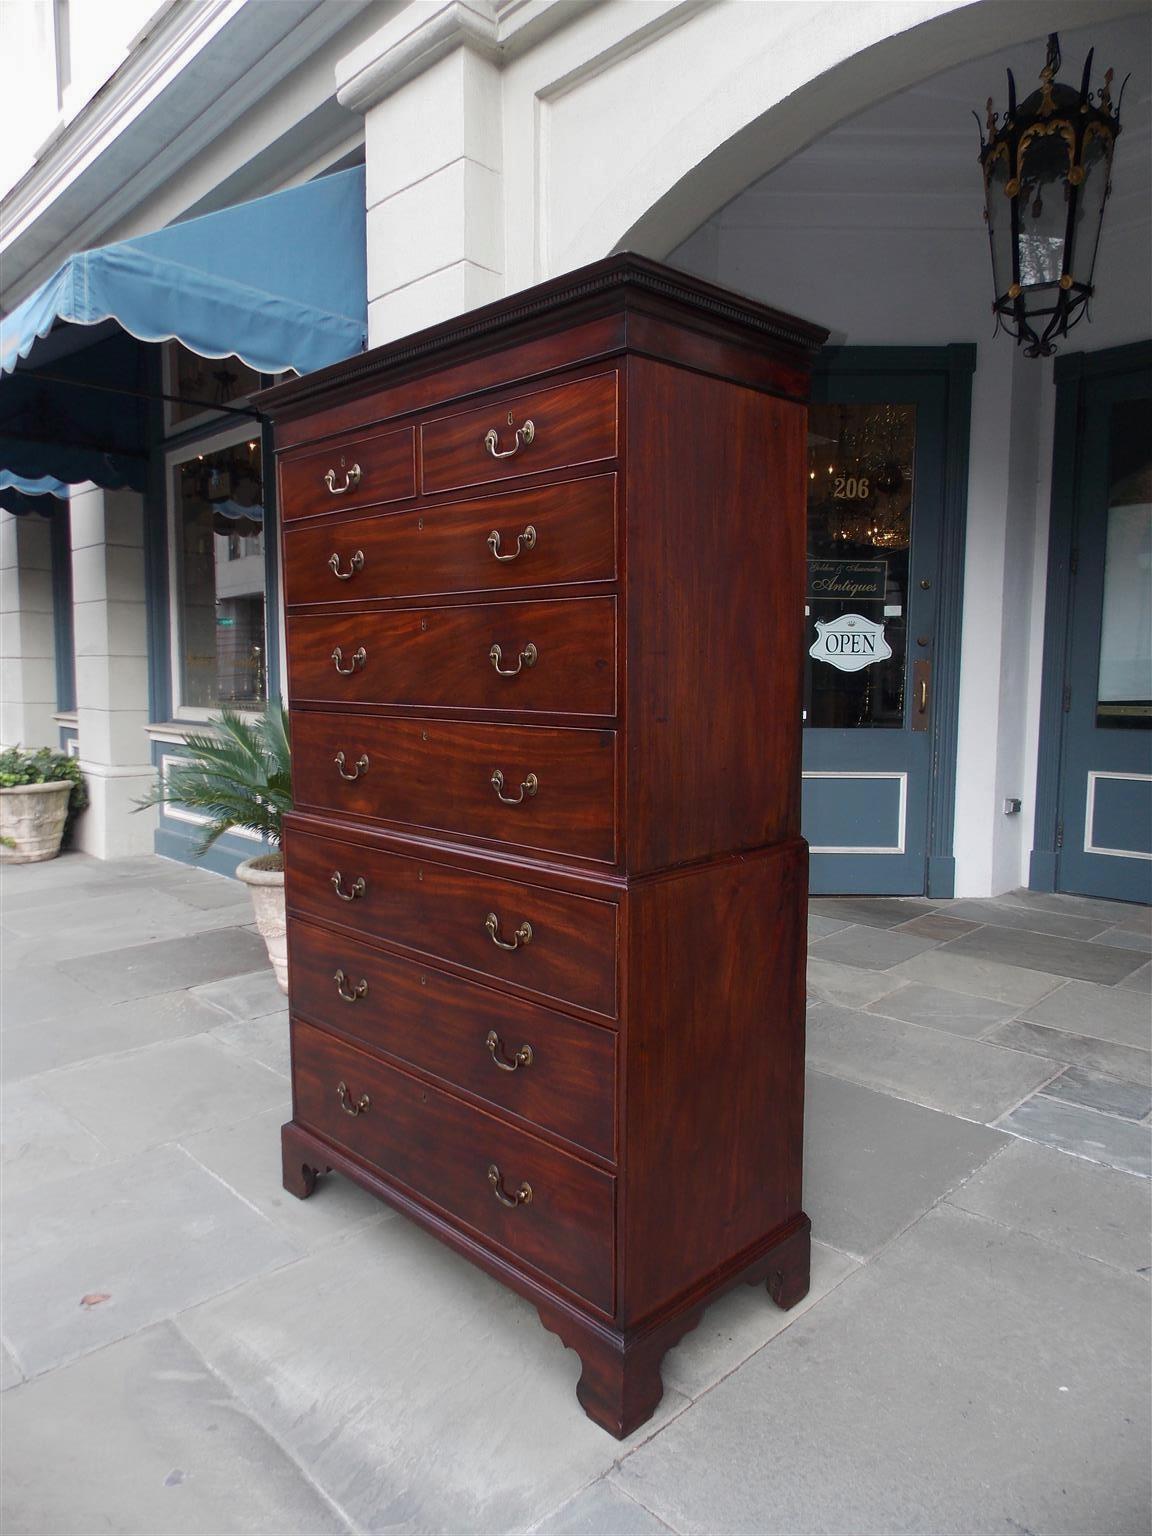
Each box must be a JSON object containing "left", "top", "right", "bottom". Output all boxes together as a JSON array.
[{"left": 977, "top": 33, "right": 1125, "bottom": 357}]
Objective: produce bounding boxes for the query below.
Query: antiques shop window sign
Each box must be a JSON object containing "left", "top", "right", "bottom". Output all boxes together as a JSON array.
[
  {"left": 807, "top": 558, "right": 887, "bottom": 602},
  {"left": 809, "top": 613, "right": 893, "bottom": 673}
]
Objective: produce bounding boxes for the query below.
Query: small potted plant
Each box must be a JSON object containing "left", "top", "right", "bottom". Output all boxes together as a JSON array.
[
  {"left": 0, "top": 746, "right": 88, "bottom": 863},
  {"left": 136, "top": 707, "right": 293, "bottom": 991}
]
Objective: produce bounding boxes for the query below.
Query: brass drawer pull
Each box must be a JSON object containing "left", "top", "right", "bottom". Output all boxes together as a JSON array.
[
  {"left": 332, "top": 646, "right": 366, "bottom": 675},
  {"left": 485, "top": 911, "right": 533, "bottom": 951},
  {"left": 484, "top": 419, "right": 535, "bottom": 460},
  {"left": 486, "top": 1031, "right": 534, "bottom": 1072},
  {"left": 491, "top": 769, "right": 538, "bottom": 805},
  {"left": 328, "top": 550, "right": 364, "bottom": 580},
  {"left": 488, "top": 525, "right": 537, "bottom": 562},
  {"left": 334, "top": 751, "right": 369, "bottom": 781},
  {"left": 334, "top": 969, "right": 368, "bottom": 1003},
  {"left": 331, "top": 871, "right": 366, "bottom": 901},
  {"left": 488, "top": 1163, "right": 532, "bottom": 1207},
  {"left": 489, "top": 642, "right": 537, "bottom": 677},
  {"left": 337, "top": 1080, "right": 370, "bottom": 1116},
  {"left": 324, "top": 464, "right": 362, "bottom": 495}
]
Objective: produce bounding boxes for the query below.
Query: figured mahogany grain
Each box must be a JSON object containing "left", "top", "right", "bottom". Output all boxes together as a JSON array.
[
  {"left": 285, "top": 819, "right": 619, "bottom": 1018},
  {"left": 291, "top": 1019, "right": 615, "bottom": 1311},
  {"left": 282, "top": 474, "right": 618, "bottom": 604},
  {"left": 288, "top": 918, "right": 617, "bottom": 1160},
  {"left": 291, "top": 711, "right": 616, "bottom": 863},
  {"left": 421, "top": 372, "right": 618, "bottom": 494},
  {"left": 286, "top": 597, "right": 616, "bottom": 717},
  {"left": 279, "top": 425, "right": 415, "bottom": 520}
]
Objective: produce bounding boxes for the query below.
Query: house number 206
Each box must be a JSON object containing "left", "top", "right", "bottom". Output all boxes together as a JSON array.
[{"left": 833, "top": 476, "right": 870, "bottom": 500}]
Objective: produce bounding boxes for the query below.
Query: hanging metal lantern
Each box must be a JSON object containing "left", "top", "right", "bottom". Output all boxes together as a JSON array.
[{"left": 977, "top": 33, "right": 1125, "bottom": 357}]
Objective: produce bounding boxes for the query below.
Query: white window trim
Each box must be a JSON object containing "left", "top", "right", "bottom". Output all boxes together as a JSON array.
[{"left": 165, "top": 419, "right": 268, "bottom": 723}]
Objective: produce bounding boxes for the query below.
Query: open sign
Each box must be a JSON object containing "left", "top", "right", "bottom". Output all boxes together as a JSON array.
[{"left": 809, "top": 613, "right": 893, "bottom": 673}]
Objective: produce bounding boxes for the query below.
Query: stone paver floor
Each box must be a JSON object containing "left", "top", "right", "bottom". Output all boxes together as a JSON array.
[{"left": 1, "top": 853, "right": 1149, "bottom": 1535}]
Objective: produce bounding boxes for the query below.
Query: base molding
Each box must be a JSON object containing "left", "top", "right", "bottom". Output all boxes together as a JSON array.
[{"left": 282, "top": 1119, "right": 810, "bottom": 1438}]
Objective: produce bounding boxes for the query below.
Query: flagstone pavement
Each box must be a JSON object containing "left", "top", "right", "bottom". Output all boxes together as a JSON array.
[{"left": 2, "top": 852, "right": 1149, "bottom": 1536}]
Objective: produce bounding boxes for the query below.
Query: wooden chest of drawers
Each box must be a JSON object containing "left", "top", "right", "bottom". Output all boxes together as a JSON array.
[{"left": 261, "top": 254, "right": 827, "bottom": 1437}]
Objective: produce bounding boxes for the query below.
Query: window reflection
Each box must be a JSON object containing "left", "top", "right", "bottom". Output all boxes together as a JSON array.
[{"left": 1097, "top": 397, "right": 1152, "bottom": 730}]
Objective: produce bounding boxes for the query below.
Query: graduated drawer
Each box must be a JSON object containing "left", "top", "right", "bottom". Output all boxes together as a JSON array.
[
  {"left": 287, "top": 597, "right": 616, "bottom": 716},
  {"left": 421, "top": 373, "right": 618, "bottom": 494},
  {"left": 292, "top": 1019, "right": 615, "bottom": 1311},
  {"left": 285, "top": 824, "right": 618, "bottom": 1018},
  {"left": 279, "top": 426, "right": 416, "bottom": 520},
  {"left": 282, "top": 474, "right": 617, "bottom": 603},
  {"left": 288, "top": 920, "right": 616, "bottom": 1160},
  {"left": 293, "top": 712, "right": 616, "bottom": 863}
]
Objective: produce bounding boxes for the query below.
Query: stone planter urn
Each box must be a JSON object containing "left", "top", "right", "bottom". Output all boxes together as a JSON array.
[
  {"left": 236, "top": 854, "right": 288, "bottom": 993},
  {"left": 0, "top": 780, "right": 73, "bottom": 863}
]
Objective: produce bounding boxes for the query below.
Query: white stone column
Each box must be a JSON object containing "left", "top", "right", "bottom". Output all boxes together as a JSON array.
[
  {"left": 70, "top": 485, "right": 156, "bottom": 858},
  {"left": 0, "top": 510, "right": 58, "bottom": 750},
  {"left": 337, "top": 1, "right": 505, "bottom": 344}
]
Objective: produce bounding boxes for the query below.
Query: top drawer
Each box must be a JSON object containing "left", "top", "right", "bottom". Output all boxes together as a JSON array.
[
  {"left": 421, "top": 374, "right": 618, "bottom": 495},
  {"left": 280, "top": 426, "right": 416, "bottom": 521}
]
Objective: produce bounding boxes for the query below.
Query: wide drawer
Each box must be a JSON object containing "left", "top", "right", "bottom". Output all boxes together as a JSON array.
[
  {"left": 292, "top": 1019, "right": 615, "bottom": 1311},
  {"left": 293, "top": 712, "right": 616, "bottom": 863},
  {"left": 283, "top": 474, "right": 617, "bottom": 604},
  {"left": 279, "top": 426, "right": 416, "bottom": 521},
  {"left": 287, "top": 597, "right": 616, "bottom": 716},
  {"left": 288, "top": 920, "right": 616, "bottom": 1160},
  {"left": 421, "top": 373, "right": 617, "bottom": 494},
  {"left": 285, "top": 824, "right": 619, "bottom": 1018}
]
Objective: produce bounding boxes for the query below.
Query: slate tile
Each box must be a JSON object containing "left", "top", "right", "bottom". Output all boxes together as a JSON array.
[
  {"left": 806, "top": 958, "right": 904, "bottom": 1009},
  {"left": 1020, "top": 979, "right": 1151, "bottom": 1051},
  {"left": 1093, "top": 926, "right": 1152, "bottom": 953},
  {"left": 865, "top": 981, "right": 1019, "bottom": 1038},
  {"left": 985, "top": 1018, "right": 1151, "bottom": 1088},
  {"left": 943, "top": 898, "right": 1111, "bottom": 941},
  {"left": 0, "top": 1342, "right": 22, "bottom": 1392},
  {"left": 940, "top": 925, "right": 1146, "bottom": 985},
  {"left": 997, "top": 1096, "right": 1151, "bottom": 1177},
  {"left": 1000, "top": 888, "right": 1151, "bottom": 932},
  {"left": 947, "top": 1139, "right": 1151, "bottom": 1274},
  {"left": 192, "top": 968, "right": 287, "bottom": 1022},
  {"left": 57, "top": 927, "right": 269, "bottom": 1002},
  {"left": 612, "top": 1206, "right": 1151, "bottom": 1536},
  {"left": 894, "top": 914, "right": 981, "bottom": 941},
  {"left": 531, "top": 1481, "right": 677, "bottom": 1536},
  {"left": 806, "top": 1003, "right": 1057, "bottom": 1122},
  {"left": 808, "top": 924, "right": 939, "bottom": 972},
  {"left": 1, "top": 990, "right": 225, "bottom": 1082},
  {"left": 209, "top": 1011, "right": 292, "bottom": 1078},
  {"left": 1040, "top": 1066, "right": 1152, "bottom": 1121},
  {"left": 888, "top": 948, "right": 1069, "bottom": 1007},
  {"left": 803, "top": 1071, "right": 1007, "bottom": 1259},
  {"left": 807, "top": 914, "right": 852, "bottom": 940},
  {"left": 44, "top": 1036, "right": 289, "bottom": 1158},
  {"left": 2, "top": 1145, "right": 302, "bottom": 1374},
  {"left": 1, "top": 1080, "right": 112, "bottom": 1196},
  {"left": 807, "top": 897, "right": 941, "bottom": 930},
  {"left": 1, "top": 1323, "right": 347, "bottom": 1533},
  {"left": 0, "top": 965, "right": 104, "bottom": 1027},
  {"left": 1118, "top": 961, "right": 1152, "bottom": 994}
]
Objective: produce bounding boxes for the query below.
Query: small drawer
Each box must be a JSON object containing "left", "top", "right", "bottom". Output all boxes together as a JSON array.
[
  {"left": 279, "top": 426, "right": 416, "bottom": 520},
  {"left": 285, "top": 824, "right": 618, "bottom": 1018},
  {"left": 292, "top": 1020, "right": 615, "bottom": 1310},
  {"left": 421, "top": 373, "right": 618, "bottom": 494},
  {"left": 282, "top": 474, "right": 617, "bottom": 604},
  {"left": 293, "top": 712, "right": 616, "bottom": 864},
  {"left": 286, "top": 597, "right": 616, "bottom": 717},
  {"left": 288, "top": 921, "right": 616, "bottom": 1160}
]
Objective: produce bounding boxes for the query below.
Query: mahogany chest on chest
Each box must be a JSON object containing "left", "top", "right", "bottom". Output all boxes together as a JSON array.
[{"left": 262, "top": 254, "right": 827, "bottom": 1437}]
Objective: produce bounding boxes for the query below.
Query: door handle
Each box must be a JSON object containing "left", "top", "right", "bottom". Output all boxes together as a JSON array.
[{"left": 911, "top": 658, "right": 931, "bottom": 732}]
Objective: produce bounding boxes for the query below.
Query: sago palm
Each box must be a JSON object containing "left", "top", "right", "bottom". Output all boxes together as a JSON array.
[{"left": 136, "top": 706, "right": 292, "bottom": 858}]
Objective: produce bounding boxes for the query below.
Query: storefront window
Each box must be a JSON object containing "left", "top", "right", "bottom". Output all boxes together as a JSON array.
[
  {"left": 167, "top": 343, "right": 263, "bottom": 429},
  {"left": 172, "top": 437, "right": 266, "bottom": 711},
  {"left": 1096, "top": 397, "right": 1152, "bottom": 730}
]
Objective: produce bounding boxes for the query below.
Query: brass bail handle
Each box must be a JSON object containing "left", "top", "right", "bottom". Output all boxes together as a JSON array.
[
  {"left": 484, "top": 418, "right": 535, "bottom": 460},
  {"left": 489, "top": 642, "right": 537, "bottom": 677},
  {"left": 332, "top": 646, "right": 367, "bottom": 675},
  {"left": 334, "top": 751, "right": 369, "bottom": 781},
  {"left": 488, "top": 525, "right": 537, "bottom": 562},
  {"left": 487, "top": 1164, "right": 533, "bottom": 1207},
  {"left": 328, "top": 550, "right": 365, "bottom": 580},
  {"left": 331, "top": 871, "right": 366, "bottom": 901},
  {"left": 324, "top": 463, "right": 362, "bottom": 495},
  {"left": 491, "top": 769, "right": 539, "bottom": 805},
  {"left": 337, "top": 1081, "right": 370, "bottom": 1117},
  {"left": 485, "top": 912, "right": 533, "bottom": 951},
  {"left": 334, "top": 969, "right": 369, "bottom": 1003},
  {"left": 486, "top": 1031, "right": 534, "bottom": 1072}
]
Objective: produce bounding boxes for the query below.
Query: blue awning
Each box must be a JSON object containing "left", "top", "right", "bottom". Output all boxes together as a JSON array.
[
  {"left": 0, "top": 167, "right": 366, "bottom": 497},
  {"left": 0, "top": 472, "right": 70, "bottom": 516},
  {"left": 2, "top": 166, "right": 367, "bottom": 379}
]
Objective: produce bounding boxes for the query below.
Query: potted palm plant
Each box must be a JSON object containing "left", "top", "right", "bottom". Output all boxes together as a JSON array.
[
  {"left": 137, "top": 707, "right": 292, "bottom": 991},
  {"left": 0, "top": 746, "right": 88, "bottom": 863}
]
